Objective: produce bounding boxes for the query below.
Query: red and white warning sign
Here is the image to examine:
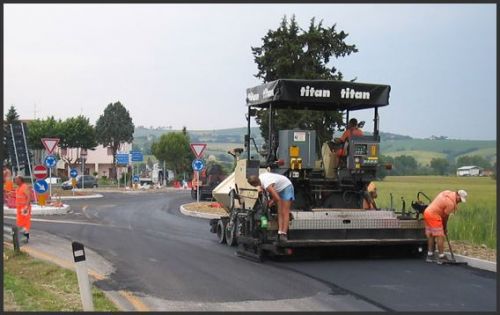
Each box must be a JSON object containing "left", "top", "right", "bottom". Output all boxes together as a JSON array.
[
  {"left": 190, "top": 143, "right": 207, "bottom": 158},
  {"left": 41, "top": 138, "right": 60, "bottom": 154},
  {"left": 33, "top": 164, "right": 48, "bottom": 180}
]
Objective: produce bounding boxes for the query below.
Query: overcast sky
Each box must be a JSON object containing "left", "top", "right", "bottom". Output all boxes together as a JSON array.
[{"left": 3, "top": 3, "right": 496, "bottom": 140}]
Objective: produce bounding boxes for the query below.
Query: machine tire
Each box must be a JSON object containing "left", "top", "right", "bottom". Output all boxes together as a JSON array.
[
  {"left": 216, "top": 220, "right": 226, "bottom": 244},
  {"left": 225, "top": 222, "right": 237, "bottom": 247}
]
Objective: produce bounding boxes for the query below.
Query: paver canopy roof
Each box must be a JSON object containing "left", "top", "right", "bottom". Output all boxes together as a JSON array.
[{"left": 246, "top": 79, "right": 390, "bottom": 111}]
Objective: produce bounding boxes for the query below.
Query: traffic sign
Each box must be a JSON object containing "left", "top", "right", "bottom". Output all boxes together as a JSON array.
[
  {"left": 70, "top": 168, "right": 78, "bottom": 178},
  {"left": 34, "top": 179, "right": 49, "bottom": 194},
  {"left": 192, "top": 159, "right": 205, "bottom": 171},
  {"left": 44, "top": 155, "right": 57, "bottom": 168},
  {"left": 130, "top": 151, "right": 143, "bottom": 162},
  {"left": 33, "top": 164, "right": 48, "bottom": 180},
  {"left": 41, "top": 138, "right": 60, "bottom": 154},
  {"left": 190, "top": 143, "right": 207, "bottom": 158},
  {"left": 132, "top": 175, "right": 140, "bottom": 183},
  {"left": 116, "top": 153, "right": 129, "bottom": 166}
]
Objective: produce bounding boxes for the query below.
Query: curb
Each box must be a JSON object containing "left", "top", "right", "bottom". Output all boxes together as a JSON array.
[
  {"left": 444, "top": 252, "right": 496, "bottom": 273},
  {"left": 3, "top": 204, "right": 71, "bottom": 215},
  {"left": 58, "top": 194, "right": 103, "bottom": 200},
  {"left": 179, "top": 204, "right": 223, "bottom": 220}
]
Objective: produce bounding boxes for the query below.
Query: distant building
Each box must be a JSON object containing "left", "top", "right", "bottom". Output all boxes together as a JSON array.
[
  {"left": 55, "top": 143, "right": 133, "bottom": 178},
  {"left": 456, "top": 165, "right": 484, "bottom": 177}
]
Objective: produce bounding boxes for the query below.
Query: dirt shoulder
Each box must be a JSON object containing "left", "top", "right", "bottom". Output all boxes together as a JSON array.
[{"left": 183, "top": 202, "right": 227, "bottom": 216}]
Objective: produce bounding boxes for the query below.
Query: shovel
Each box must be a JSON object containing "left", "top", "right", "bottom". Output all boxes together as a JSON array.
[{"left": 443, "top": 233, "right": 468, "bottom": 266}]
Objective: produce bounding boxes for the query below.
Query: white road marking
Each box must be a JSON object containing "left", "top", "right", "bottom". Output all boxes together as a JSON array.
[{"left": 4, "top": 216, "right": 105, "bottom": 227}]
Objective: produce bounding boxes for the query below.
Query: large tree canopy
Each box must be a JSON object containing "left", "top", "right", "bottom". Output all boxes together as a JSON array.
[
  {"left": 95, "top": 101, "right": 135, "bottom": 179},
  {"left": 27, "top": 116, "right": 63, "bottom": 150},
  {"left": 151, "top": 128, "right": 191, "bottom": 177},
  {"left": 251, "top": 15, "right": 358, "bottom": 148},
  {"left": 27, "top": 115, "right": 97, "bottom": 167}
]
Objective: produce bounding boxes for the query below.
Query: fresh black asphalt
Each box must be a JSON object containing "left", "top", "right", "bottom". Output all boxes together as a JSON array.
[{"left": 6, "top": 191, "right": 496, "bottom": 311}]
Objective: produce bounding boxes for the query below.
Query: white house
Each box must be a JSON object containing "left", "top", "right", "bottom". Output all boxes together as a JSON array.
[{"left": 456, "top": 165, "right": 484, "bottom": 177}]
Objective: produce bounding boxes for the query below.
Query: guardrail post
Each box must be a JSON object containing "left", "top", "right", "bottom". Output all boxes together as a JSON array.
[
  {"left": 12, "top": 226, "right": 20, "bottom": 254},
  {"left": 72, "top": 241, "right": 94, "bottom": 311}
]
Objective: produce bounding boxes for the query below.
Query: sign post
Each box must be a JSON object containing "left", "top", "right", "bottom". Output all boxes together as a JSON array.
[
  {"left": 116, "top": 153, "right": 129, "bottom": 188},
  {"left": 192, "top": 159, "right": 205, "bottom": 203},
  {"left": 70, "top": 168, "right": 78, "bottom": 196},
  {"left": 130, "top": 151, "right": 143, "bottom": 189},
  {"left": 44, "top": 155, "right": 57, "bottom": 197},
  {"left": 190, "top": 144, "right": 207, "bottom": 203}
]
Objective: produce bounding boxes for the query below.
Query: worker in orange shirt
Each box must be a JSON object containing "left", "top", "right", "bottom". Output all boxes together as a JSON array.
[
  {"left": 336, "top": 118, "right": 364, "bottom": 145},
  {"left": 423, "top": 189, "right": 467, "bottom": 264},
  {"left": 332, "top": 118, "right": 364, "bottom": 168},
  {"left": 363, "top": 182, "right": 378, "bottom": 210},
  {"left": 14, "top": 176, "right": 32, "bottom": 242}
]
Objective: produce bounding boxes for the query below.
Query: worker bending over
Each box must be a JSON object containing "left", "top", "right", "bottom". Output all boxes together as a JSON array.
[
  {"left": 248, "top": 173, "right": 295, "bottom": 242},
  {"left": 423, "top": 189, "right": 467, "bottom": 264}
]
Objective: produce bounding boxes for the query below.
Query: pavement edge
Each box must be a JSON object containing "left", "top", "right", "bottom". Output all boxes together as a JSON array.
[
  {"left": 179, "top": 204, "right": 223, "bottom": 220},
  {"left": 3, "top": 239, "right": 150, "bottom": 311}
]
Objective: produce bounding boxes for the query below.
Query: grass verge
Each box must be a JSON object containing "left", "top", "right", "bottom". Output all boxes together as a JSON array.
[
  {"left": 3, "top": 246, "right": 118, "bottom": 312},
  {"left": 376, "top": 176, "right": 496, "bottom": 249}
]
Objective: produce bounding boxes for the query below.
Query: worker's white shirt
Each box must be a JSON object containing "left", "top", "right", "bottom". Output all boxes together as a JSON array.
[{"left": 259, "top": 172, "right": 291, "bottom": 192}]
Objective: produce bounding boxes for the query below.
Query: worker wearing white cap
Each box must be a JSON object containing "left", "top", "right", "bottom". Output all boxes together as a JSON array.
[{"left": 423, "top": 189, "right": 467, "bottom": 264}]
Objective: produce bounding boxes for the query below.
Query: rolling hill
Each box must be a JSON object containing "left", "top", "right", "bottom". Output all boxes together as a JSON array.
[{"left": 133, "top": 127, "right": 496, "bottom": 167}]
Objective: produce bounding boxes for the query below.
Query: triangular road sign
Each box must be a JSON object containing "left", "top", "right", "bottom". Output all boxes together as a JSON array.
[
  {"left": 190, "top": 143, "right": 207, "bottom": 158},
  {"left": 41, "top": 138, "right": 60, "bottom": 154}
]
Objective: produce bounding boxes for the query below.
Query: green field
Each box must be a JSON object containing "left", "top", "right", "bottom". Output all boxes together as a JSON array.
[{"left": 375, "top": 176, "right": 497, "bottom": 248}]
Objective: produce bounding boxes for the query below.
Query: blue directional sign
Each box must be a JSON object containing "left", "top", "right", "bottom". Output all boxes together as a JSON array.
[
  {"left": 192, "top": 159, "right": 205, "bottom": 172},
  {"left": 70, "top": 168, "right": 78, "bottom": 178},
  {"left": 44, "top": 155, "right": 57, "bottom": 168},
  {"left": 130, "top": 151, "right": 143, "bottom": 162},
  {"left": 116, "top": 153, "right": 129, "bottom": 165},
  {"left": 132, "top": 175, "right": 140, "bottom": 183},
  {"left": 34, "top": 179, "right": 49, "bottom": 194}
]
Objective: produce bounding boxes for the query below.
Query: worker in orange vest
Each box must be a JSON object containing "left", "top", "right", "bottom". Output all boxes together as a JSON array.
[{"left": 14, "top": 175, "right": 32, "bottom": 242}]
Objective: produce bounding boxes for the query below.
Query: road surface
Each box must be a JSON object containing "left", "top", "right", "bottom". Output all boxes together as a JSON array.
[{"left": 5, "top": 191, "right": 496, "bottom": 311}]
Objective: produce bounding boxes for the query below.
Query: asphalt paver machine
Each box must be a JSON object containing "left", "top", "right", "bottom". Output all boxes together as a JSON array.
[{"left": 210, "top": 79, "right": 426, "bottom": 260}]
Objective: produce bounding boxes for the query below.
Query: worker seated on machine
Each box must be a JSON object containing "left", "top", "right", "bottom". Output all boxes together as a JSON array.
[{"left": 331, "top": 118, "right": 364, "bottom": 168}]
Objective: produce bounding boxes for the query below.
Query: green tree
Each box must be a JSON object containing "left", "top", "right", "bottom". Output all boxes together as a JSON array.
[
  {"left": 59, "top": 115, "right": 98, "bottom": 168},
  {"left": 95, "top": 102, "right": 135, "bottom": 179},
  {"left": 456, "top": 155, "right": 492, "bottom": 170},
  {"left": 151, "top": 129, "right": 191, "bottom": 177},
  {"left": 430, "top": 158, "right": 450, "bottom": 175},
  {"left": 251, "top": 15, "right": 358, "bottom": 148},
  {"left": 393, "top": 155, "right": 418, "bottom": 176},
  {"left": 4, "top": 106, "right": 21, "bottom": 165},
  {"left": 27, "top": 116, "right": 63, "bottom": 150}
]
